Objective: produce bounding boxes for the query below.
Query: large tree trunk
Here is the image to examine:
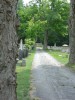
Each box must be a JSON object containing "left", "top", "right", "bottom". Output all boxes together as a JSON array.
[
  {"left": 43, "top": 30, "right": 48, "bottom": 50},
  {"left": 0, "top": 0, "right": 18, "bottom": 100},
  {"left": 69, "top": 0, "right": 75, "bottom": 64}
]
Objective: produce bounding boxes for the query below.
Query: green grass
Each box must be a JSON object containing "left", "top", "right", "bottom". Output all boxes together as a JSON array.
[
  {"left": 16, "top": 51, "right": 35, "bottom": 100},
  {"left": 66, "top": 63, "right": 75, "bottom": 72},
  {"left": 47, "top": 50, "right": 69, "bottom": 64},
  {"left": 47, "top": 50, "right": 75, "bottom": 71}
]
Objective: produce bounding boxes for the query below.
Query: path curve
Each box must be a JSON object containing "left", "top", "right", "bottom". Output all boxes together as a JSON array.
[{"left": 31, "top": 50, "right": 75, "bottom": 100}]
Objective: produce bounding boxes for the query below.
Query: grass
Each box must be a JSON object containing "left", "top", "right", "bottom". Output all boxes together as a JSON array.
[
  {"left": 47, "top": 50, "right": 75, "bottom": 72},
  {"left": 66, "top": 63, "right": 75, "bottom": 72},
  {"left": 47, "top": 50, "right": 69, "bottom": 64},
  {"left": 16, "top": 51, "right": 35, "bottom": 100}
]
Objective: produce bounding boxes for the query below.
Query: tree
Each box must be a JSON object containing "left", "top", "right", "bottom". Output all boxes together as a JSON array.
[
  {"left": 0, "top": 0, "right": 18, "bottom": 99},
  {"left": 36, "top": 0, "right": 69, "bottom": 48},
  {"left": 48, "top": 0, "right": 69, "bottom": 46},
  {"left": 17, "top": 1, "right": 38, "bottom": 41},
  {"left": 17, "top": 0, "right": 26, "bottom": 41},
  {"left": 26, "top": 19, "right": 46, "bottom": 42},
  {"left": 18, "top": 0, "right": 69, "bottom": 47},
  {"left": 69, "top": 0, "right": 75, "bottom": 64}
]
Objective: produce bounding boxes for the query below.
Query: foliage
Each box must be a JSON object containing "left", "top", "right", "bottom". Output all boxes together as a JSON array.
[
  {"left": 25, "top": 38, "right": 35, "bottom": 50},
  {"left": 17, "top": 0, "right": 70, "bottom": 45}
]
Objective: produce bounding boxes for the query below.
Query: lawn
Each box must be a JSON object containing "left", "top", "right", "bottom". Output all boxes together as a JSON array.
[
  {"left": 16, "top": 51, "right": 35, "bottom": 100},
  {"left": 47, "top": 50, "right": 75, "bottom": 72},
  {"left": 47, "top": 50, "right": 69, "bottom": 64}
]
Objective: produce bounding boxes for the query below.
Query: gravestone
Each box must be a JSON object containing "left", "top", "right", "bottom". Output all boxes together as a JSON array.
[
  {"left": 18, "top": 40, "right": 29, "bottom": 60},
  {"left": 18, "top": 39, "right": 29, "bottom": 66},
  {"left": 23, "top": 45, "right": 29, "bottom": 58},
  {"left": 47, "top": 46, "right": 50, "bottom": 49},
  {"left": 21, "top": 59, "right": 26, "bottom": 66},
  {"left": 54, "top": 43, "right": 56, "bottom": 47},
  {"left": 18, "top": 39, "right": 23, "bottom": 60},
  {"left": 62, "top": 44, "right": 69, "bottom": 53}
]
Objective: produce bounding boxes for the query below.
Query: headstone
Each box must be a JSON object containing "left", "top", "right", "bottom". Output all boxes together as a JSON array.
[
  {"left": 66, "top": 49, "right": 69, "bottom": 53},
  {"left": 62, "top": 44, "right": 68, "bottom": 47},
  {"left": 62, "top": 44, "right": 69, "bottom": 53},
  {"left": 25, "top": 48, "right": 28, "bottom": 57},
  {"left": 54, "top": 43, "right": 56, "bottom": 47},
  {"left": 18, "top": 39, "right": 29, "bottom": 60},
  {"left": 18, "top": 49, "right": 23, "bottom": 60},
  {"left": 47, "top": 46, "right": 50, "bottom": 49},
  {"left": 18, "top": 39, "right": 23, "bottom": 60},
  {"left": 61, "top": 49, "right": 66, "bottom": 53},
  {"left": 23, "top": 47, "right": 28, "bottom": 58},
  {"left": 21, "top": 58, "right": 26, "bottom": 66},
  {"left": 19, "top": 39, "right": 23, "bottom": 50}
]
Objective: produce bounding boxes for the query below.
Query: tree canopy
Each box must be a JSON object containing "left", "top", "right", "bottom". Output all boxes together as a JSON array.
[{"left": 17, "top": 0, "right": 70, "bottom": 46}]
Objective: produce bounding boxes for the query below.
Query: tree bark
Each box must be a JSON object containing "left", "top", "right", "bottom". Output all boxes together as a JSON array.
[
  {"left": 69, "top": 0, "right": 75, "bottom": 64},
  {"left": 43, "top": 30, "right": 48, "bottom": 50},
  {"left": 0, "top": 0, "right": 18, "bottom": 100}
]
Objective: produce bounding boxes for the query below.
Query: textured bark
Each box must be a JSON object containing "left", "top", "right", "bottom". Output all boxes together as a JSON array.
[
  {"left": 0, "top": 0, "right": 18, "bottom": 100},
  {"left": 69, "top": 0, "right": 75, "bottom": 64},
  {"left": 43, "top": 30, "right": 48, "bottom": 50}
]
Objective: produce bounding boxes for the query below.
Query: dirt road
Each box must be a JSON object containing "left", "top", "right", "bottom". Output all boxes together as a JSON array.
[{"left": 31, "top": 50, "right": 75, "bottom": 100}]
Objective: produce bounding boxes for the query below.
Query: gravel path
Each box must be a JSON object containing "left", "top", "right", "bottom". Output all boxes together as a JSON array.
[{"left": 31, "top": 50, "right": 75, "bottom": 100}]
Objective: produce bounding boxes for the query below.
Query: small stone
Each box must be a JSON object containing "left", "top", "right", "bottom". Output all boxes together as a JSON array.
[{"left": 21, "top": 59, "right": 26, "bottom": 66}]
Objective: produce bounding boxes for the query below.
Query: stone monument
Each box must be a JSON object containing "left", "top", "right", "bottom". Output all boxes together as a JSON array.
[{"left": 19, "top": 39, "right": 23, "bottom": 60}]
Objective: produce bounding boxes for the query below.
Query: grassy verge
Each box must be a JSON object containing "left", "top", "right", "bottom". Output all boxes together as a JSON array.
[
  {"left": 47, "top": 50, "right": 69, "bottom": 64},
  {"left": 16, "top": 51, "right": 35, "bottom": 100},
  {"left": 66, "top": 63, "right": 75, "bottom": 72},
  {"left": 47, "top": 50, "right": 75, "bottom": 72}
]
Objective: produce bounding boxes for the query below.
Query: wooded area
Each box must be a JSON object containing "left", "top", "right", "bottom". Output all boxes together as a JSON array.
[{"left": 17, "top": 0, "right": 69, "bottom": 47}]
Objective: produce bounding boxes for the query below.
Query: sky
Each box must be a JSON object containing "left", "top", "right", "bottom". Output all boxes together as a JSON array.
[
  {"left": 23, "top": 0, "right": 70, "bottom": 5},
  {"left": 23, "top": 0, "right": 32, "bottom": 5}
]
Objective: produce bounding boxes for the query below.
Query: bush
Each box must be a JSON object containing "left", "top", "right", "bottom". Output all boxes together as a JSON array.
[{"left": 25, "top": 38, "right": 35, "bottom": 50}]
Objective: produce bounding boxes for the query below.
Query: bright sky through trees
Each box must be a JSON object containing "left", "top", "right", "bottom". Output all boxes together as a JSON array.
[
  {"left": 23, "top": 0, "right": 70, "bottom": 5},
  {"left": 23, "top": 0, "right": 31, "bottom": 5}
]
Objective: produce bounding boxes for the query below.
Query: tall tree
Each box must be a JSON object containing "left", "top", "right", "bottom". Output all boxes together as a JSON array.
[
  {"left": 69, "top": 0, "right": 75, "bottom": 64},
  {"left": 0, "top": 0, "right": 18, "bottom": 99}
]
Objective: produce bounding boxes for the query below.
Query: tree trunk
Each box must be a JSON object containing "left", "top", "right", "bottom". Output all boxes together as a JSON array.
[
  {"left": 43, "top": 30, "right": 48, "bottom": 50},
  {"left": 0, "top": 0, "right": 18, "bottom": 100},
  {"left": 69, "top": 0, "right": 75, "bottom": 64}
]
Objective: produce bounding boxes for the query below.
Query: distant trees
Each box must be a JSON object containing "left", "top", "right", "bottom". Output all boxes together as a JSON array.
[
  {"left": 18, "top": 0, "right": 70, "bottom": 48},
  {"left": 17, "top": 0, "right": 26, "bottom": 41}
]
